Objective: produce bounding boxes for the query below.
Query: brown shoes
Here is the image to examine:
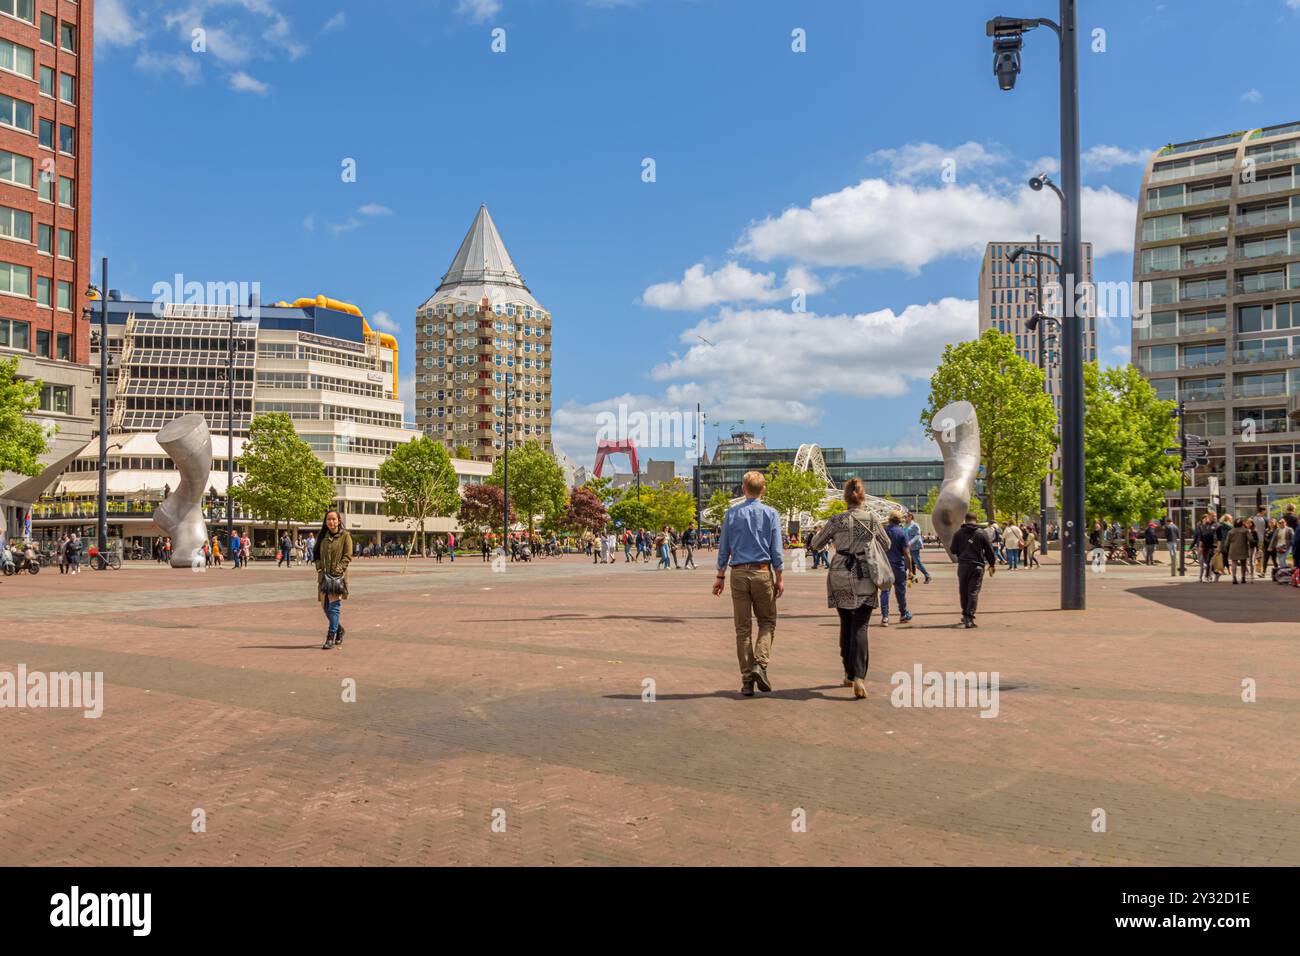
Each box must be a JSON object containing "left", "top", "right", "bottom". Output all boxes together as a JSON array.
[{"left": 852, "top": 678, "right": 867, "bottom": 699}]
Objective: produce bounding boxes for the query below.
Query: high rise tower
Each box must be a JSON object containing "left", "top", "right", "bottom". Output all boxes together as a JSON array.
[{"left": 413, "top": 206, "right": 553, "bottom": 459}]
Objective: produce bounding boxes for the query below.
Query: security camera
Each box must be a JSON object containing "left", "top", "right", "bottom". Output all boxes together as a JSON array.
[
  {"left": 1029, "top": 176, "right": 1045, "bottom": 191},
  {"left": 992, "top": 36, "right": 1023, "bottom": 91}
]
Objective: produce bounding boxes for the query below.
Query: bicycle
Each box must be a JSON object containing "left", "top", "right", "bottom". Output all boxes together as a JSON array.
[{"left": 88, "top": 549, "right": 123, "bottom": 571}]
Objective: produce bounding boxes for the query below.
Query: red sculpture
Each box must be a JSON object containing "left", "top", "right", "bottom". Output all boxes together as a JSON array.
[{"left": 593, "top": 439, "right": 639, "bottom": 478}]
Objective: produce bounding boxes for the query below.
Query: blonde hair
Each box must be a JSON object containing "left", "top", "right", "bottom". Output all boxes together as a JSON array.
[
  {"left": 742, "top": 471, "right": 766, "bottom": 496},
  {"left": 844, "top": 477, "right": 865, "bottom": 507}
]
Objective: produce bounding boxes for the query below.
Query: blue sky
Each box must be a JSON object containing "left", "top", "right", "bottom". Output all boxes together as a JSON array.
[{"left": 93, "top": 0, "right": 1300, "bottom": 467}]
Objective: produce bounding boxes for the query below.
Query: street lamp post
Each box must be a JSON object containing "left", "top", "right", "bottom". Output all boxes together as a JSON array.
[
  {"left": 1012, "top": 239, "right": 1062, "bottom": 557},
  {"left": 226, "top": 311, "right": 237, "bottom": 544},
  {"left": 988, "top": 1, "right": 1086, "bottom": 610},
  {"left": 502, "top": 374, "right": 511, "bottom": 553}
]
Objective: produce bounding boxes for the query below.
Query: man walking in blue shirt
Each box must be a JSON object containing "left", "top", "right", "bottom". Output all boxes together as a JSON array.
[{"left": 712, "top": 471, "right": 784, "bottom": 697}]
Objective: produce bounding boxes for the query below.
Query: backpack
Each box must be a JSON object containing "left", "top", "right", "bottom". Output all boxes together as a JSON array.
[{"left": 845, "top": 512, "right": 894, "bottom": 591}]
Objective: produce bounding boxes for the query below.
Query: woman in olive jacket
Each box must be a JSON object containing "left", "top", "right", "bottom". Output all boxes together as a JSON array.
[
  {"left": 809, "top": 478, "right": 891, "bottom": 700},
  {"left": 314, "top": 509, "right": 353, "bottom": 649}
]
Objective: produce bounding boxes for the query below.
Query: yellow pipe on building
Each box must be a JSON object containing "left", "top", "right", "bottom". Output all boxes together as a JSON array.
[{"left": 279, "top": 295, "right": 399, "bottom": 398}]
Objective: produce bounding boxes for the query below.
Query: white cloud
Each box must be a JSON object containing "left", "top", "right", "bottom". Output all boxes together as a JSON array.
[
  {"left": 554, "top": 298, "right": 977, "bottom": 464},
  {"left": 97, "top": 0, "right": 143, "bottom": 46},
  {"left": 328, "top": 218, "right": 363, "bottom": 235},
  {"left": 654, "top": 299, "right": 978, "bottom": 402},
  {"left": 457, "top": 0, "right": 502, "bottom": 22},
  {"left": 735, "top": 178, "right": 1137, "bottom": 273},
  {"left": 641, "top": 262, "right": 825, "bottom": 311},
  {"left": 868, "top": 142, "right": 1006, "bottom": 183},
  {"left": 369, "top": 310, "right": 399, "bottom": 333},
  {"left": 1082, "top": 144, "right": 1152, "bottom": 173},
  {"left": 135, "top": 51, "right": 202, "bottom": 84},
  {"left": 358, "top": 203, "right": 394, "bottom": 217},
  {"left": 229, "top": 71, "right": 270, "bottom": 95},
  {"left": 851, "top": 429, "right": 939, "bottom": 460},
  {"left": 322, "top": 11, "right": 346, "bottom": 32},
  {"left": 163, "top": 1, "right": 305, "bottom": 67},
  {"left": 302, "top": 215, "right": 315, "bottom": 232},
  {"left": 1110, "top": 344, "right": 1131, "bottom": 359},
  {"left": 1242, "top": 88, "right": 1264, "bottom": 103},
  {"left": 1024, "top": 156, "right": 1060, "bottom": 178}
]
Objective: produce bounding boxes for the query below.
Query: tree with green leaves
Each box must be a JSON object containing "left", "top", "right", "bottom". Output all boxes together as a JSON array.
[
  {"left": 581, "top": 475, "right": 624, "bottom": 510},
  {"left": 487, "top": 440, "right": 567, "bottom": 536},
  {"left": 230, "top": 412, "right": 335, "bottom": 540},
  {"left": 763, "top": 461, "right": 827, "bottom": 530},
  {"left": 815, "top": 498, "right": 848, "bottom": 522},
  {"left": 920, "top": 328, "right": 1057, "bottom": 522},
  {"left": 704, "top": 489, "right": 732, "bottom": 529},
  {"left": 0, "top": 357, "right": 50, "bottom": 477},
  {"left": 641, "top": 476, "right": 696, "bottom": 531},
  {"left": 609, "top": 494, "right": 654, "bottom": 532},
  {"left": 1083, "top": 362, "right": 1180, "bottom": 525},
  {"left": 378, "top": 435, "right": 462, "bottom": 569},
  {"left": 452, "top": 444, "right": 474, "bottom": 460}
]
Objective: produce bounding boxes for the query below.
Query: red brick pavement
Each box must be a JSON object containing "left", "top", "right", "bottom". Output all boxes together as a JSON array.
[{"left": 0, "top": 552, "right": 1295, "bottom": 865}]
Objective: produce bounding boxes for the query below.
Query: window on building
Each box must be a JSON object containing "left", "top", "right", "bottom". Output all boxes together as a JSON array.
[
  {"left": 39, "top": 383, "right": 69, "bottom": 413},
  {"left": 38, "top": 117, "right": 52, "bottom": 149},
  {"left": 35, "top": 328, "right": 49, "bottom": 357},
  {"left": 59, "top": 22, "right": 75, "bottom": 53},
  {"left": 36, "top": 274, "right": 50, "bottom": 306},
  {"left": 0, "top": 316, "right": 29, "bottom": 350},
  {"left": 0, "top": 205, "right": 31, "bottom": 241},
  {"left": 39, "top": 64, "right": 52, "bottom": 97},
  {"left": 56, "top": 332, "right": 69, "bottom": 359},
  {"left": 0, "top": 37, "right": 34, "bottom": 78},
  {"left": 57, "top": 227, "right": 71, "bottom": 258},
  {"left": 58, "top": 176, "right": 73, "bottom": 206},
  {"left": 0, "top": 92, "right": 34, "bottom": 133},
  {"left": 59, "top": 73, "right": 74, "bottom": 104},
  {"left": 0, "top": 0, "right": 36, "bottom": 25},
  {"left": 0, "top": 260, "right": 31, "bottom": 296},
  {"left": 37, "top": 222, "right": 51, "bottom": 253},
  {"left": 58, "top": 124, "right": 74, "bottom": 155},
  {"left": 39, "top": 12, "right": 53, "bottom": 44},
  {"left": 57, "top": 279, "right": 70, "bottom": 310}
]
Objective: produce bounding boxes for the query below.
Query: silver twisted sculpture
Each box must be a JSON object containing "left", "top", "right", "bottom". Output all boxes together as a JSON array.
[
  {"left": 930, "top": 400, "right": 980, "bottom": 558},
  {"left": 154, "top": 414, "right": 212, "bottom": 569}
]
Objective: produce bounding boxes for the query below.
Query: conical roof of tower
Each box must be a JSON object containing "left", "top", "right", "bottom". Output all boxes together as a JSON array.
[{"left": 423, "top": 205, "right": 542, "bottom": 311}]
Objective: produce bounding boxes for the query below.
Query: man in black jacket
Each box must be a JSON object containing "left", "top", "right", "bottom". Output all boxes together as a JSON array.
[
  {"left": 1196, "top": 514, "right": 1220, "bottom": 582},
  {"left": 950, "top": 513, "right": 997, "bottom": 628}
]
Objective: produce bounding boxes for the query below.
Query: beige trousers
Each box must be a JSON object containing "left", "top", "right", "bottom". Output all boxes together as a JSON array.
[{"left": 730, "top": 567, "right": 777, "bottom": 678}]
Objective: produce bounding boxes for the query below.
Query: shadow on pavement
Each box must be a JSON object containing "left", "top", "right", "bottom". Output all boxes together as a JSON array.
[
  {"left": 240, "top": 644, "right": 327, "bottom": 650},
  {"left": 1130, "top": 582, "right": 1299, "bottom": 623},
  {"left": 605, "top": 684, "right": 857, "bottom": 703}
]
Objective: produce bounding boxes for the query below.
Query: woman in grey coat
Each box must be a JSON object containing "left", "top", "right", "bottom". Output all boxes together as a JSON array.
[{"left": 809, "top": 478, "right": 890, "bottom": 699}]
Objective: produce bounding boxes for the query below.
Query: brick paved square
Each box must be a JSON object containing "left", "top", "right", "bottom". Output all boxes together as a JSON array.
[{"left": 0, "top": 554, "right": 1295, "bottom": 866}]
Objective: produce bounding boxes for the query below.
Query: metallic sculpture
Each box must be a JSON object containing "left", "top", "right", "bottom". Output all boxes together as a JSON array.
[
  {"left": 153, "top": 414, "right": 212, "bottom": 568},
  {"left": 731, "top": 442, "right": 903, "bottom": 527},
  {"left": 930, "top": 400, "right": 981, "bottom": 557}
]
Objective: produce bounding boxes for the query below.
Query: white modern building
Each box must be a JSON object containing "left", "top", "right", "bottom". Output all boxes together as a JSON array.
[{"left": 31, "top": 294, "right": 489, "bottom": 549}]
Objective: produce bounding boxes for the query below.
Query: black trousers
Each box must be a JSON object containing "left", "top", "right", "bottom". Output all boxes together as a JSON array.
[
  {"left": 836, "top": 604, "right": 872, "bottom": 680},
  {"left": 957, "top": 562, "right": 986, "bottom": 621}
]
